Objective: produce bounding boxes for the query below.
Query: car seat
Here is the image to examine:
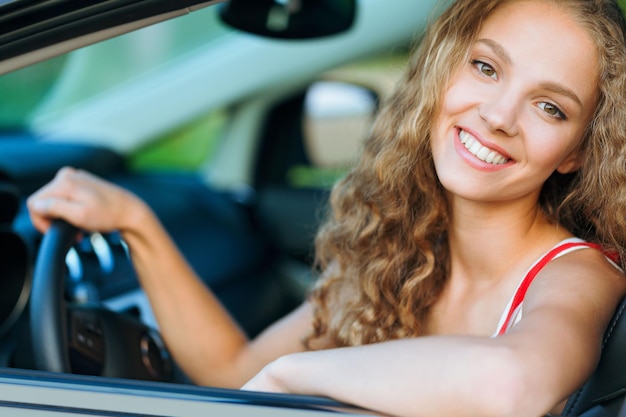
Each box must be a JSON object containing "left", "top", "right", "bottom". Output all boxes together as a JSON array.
[{"left": 561, "top": 297, "right": 626, "bottom": 416}]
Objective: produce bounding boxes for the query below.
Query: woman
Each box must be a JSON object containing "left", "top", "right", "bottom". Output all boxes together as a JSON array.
[{"left": 28, "top": 0, "right": 626, "bottom": 415}]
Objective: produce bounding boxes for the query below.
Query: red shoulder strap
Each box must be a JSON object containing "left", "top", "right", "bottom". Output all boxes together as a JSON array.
[{"left": 495, "top": 241, "right": 601, "bottom": 336}]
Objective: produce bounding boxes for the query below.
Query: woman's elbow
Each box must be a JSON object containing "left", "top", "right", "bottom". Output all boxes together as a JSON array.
[{"left": 474, "top": 348, "right": 552, "bottom": 417}]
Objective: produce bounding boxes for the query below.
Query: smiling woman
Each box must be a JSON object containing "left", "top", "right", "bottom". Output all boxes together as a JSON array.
[
  {"left": 4, "top": 0, "right": 626, "bottom": 416},
  {"left": 22, "top": 0, "right": 626, "bottom": 417},
  {"left": 244, "top": 1, "right": 626, "bottom": 416},
  {"left": 433, "top": 1, "right": 599, "bottom": 199}
]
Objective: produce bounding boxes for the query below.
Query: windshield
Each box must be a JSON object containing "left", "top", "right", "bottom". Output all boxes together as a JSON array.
[{"left": 0, "top": 5, "right": 229, "bottom": 132}]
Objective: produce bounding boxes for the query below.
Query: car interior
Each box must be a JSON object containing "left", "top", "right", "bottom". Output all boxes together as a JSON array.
[
  {"left": 0, "top": 0, "right": 409, "bottom": 387},
  {"left": 0, "top": 0, "right": 625, "bottom": 416}
]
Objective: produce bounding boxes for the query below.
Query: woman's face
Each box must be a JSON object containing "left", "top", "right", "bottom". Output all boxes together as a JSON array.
[{"left": 431, "top": 0, "right": 599, "bottom": 206}]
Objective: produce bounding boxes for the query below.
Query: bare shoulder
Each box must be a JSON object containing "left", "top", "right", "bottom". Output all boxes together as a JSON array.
[
  {"left": 529, "top": 246, "right": 625, "bottom": 299},
  {"left": 523, "top": 246, "right": 626, "bottom": 337},
  {"left": 504, "top": 247, "right": 626, "bottom": 407}
]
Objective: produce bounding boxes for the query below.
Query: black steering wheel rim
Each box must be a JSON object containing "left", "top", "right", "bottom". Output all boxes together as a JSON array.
[
  {"left": 29, "top": 219, "right": 173, "bottom": 380},
  {"left": 30, "top": 219, "right": 77, "bottom": 373}
]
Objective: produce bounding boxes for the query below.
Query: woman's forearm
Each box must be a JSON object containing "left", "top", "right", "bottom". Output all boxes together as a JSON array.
[
  {"left": 245, "top": 336, "right": 552, "bottom": 417},
  {"left": 117, "top": 197, "right": 252, "bottom": 387}
]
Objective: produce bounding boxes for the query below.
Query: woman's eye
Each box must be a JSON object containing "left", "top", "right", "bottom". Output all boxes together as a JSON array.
[
  {"left": 472, "top": 60, "right": 497, "bottom": 79},
  {"left": 538, "top": 102, "right": 567, "bottom": 120}
]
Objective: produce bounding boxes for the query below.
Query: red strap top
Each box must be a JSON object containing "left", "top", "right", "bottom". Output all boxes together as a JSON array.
[{"left": 493, "top": 239, "right": 617, "bottom": 336}]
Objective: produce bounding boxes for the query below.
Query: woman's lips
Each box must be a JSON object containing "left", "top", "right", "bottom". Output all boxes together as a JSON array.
[{"left": 458, "top": 129, "right": 509, "bottom": 165}]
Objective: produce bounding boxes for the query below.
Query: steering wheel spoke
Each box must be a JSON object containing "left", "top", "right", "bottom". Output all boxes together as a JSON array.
[{"left": 31, "top": 219, "right": 172, "bottom": 381}]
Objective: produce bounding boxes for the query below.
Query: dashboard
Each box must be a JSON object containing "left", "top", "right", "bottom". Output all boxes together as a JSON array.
[{"left": 0, "top": 137, "right": 302, "bottom": 379}]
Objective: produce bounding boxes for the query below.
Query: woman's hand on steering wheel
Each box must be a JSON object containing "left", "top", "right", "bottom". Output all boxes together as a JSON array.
[{"left": 27, "top": 166, "right": 145, "bottom": 235}]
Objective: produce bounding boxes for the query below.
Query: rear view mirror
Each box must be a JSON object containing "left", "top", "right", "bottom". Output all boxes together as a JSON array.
[{"left": 219, "top": 0, "right": 356, "bottom": 39}]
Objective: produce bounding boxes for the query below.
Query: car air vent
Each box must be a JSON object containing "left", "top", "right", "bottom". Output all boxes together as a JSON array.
[
  {"left": 0, "top": 229, "right": 31, "bottom": 337},
  {"left": 0, "top": 179, "right": 29, "bottom": 337},
  {"left": 0, "top": 180, "right": 19, "bottom": 223},
  {"left": 0, "top": 177, "right": 32, "bottom": 335}
]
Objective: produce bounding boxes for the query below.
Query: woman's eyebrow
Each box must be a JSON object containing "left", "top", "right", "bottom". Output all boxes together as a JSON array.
[
  {"left": 476, "top": 38, "right": 582, "bottom": 107},
  {"left": 476, "top": 38, "right": 512, "bottom": 65},
  {"left": 538, "top": 81, "right": 582, "bottom": 107}
]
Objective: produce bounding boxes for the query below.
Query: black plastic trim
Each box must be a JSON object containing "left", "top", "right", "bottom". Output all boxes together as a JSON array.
[{"left": 0, "top": 0, "right": 218, "bottom": 61}]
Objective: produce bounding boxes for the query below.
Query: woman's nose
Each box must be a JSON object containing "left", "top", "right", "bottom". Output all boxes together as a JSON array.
[{"left": 478, "top": 91, "right": 520, "bottom": 137}]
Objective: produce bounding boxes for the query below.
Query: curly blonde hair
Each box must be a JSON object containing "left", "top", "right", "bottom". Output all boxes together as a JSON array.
[{"left": 305, "top": 0, "right": 626, "bottom": 350}]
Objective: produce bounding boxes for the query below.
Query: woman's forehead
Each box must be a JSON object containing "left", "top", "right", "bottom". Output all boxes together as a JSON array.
[{"left": 476, "top": 0, "right": 599, "bottom": 111}]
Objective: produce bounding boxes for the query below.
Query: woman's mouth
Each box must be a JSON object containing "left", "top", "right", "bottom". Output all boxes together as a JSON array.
[{"left": 459, "top": 130, "right": 509, "bottom": 165}]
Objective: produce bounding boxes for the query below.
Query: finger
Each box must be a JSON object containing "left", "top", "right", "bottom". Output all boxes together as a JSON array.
[
  {"left": 28, "top": 213, "right": 53, "bottom": 234},
  {"left": 28, "top": 197, "right": 91, "bottom": 231}
]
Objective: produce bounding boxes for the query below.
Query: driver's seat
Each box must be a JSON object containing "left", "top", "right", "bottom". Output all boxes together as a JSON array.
[{"left": 561, "top": 297, "right": 626, "bottom": 416}]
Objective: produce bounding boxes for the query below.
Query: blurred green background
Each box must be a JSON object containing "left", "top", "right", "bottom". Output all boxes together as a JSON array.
[{"left": 2, "top": 1, "right": 624, "bottom": 174}]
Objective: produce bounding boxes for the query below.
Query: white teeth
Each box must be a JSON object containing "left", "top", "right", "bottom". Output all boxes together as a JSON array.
[{"left": 459, "top": 130, "right": 508, "bottom": 165}]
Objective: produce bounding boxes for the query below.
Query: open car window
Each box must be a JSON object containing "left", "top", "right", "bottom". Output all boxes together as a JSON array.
[{"left": 12, "top": 2, "right": 626, "bottom": 417}]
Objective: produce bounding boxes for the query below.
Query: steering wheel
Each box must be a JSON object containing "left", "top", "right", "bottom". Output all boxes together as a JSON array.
[{"left": 30, "top": 219, "right": 172, "bottom": 381}]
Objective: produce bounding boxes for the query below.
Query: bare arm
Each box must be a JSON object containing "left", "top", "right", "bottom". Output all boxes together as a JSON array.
[
  {"left": 27, "top": 167, "right": 312, "bottom": 388},
  {"left": 243, "top": 250, "right": 626, "bottom": 417}
]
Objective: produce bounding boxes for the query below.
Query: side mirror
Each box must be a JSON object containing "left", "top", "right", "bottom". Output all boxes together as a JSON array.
[
  {"left": 219, "top": 0, "right": 356, "bottom": 39},
  {"left": 303, "top": 81, "right": 377, "bottom": 169}
]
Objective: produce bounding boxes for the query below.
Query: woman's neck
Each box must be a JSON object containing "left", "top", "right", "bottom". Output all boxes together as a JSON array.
[
  {"left": 446, "top": 197, "right": 571, "bottom": 283},
  {"left": 426, "top": 197, "right": 573, "bottom": 336}
]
